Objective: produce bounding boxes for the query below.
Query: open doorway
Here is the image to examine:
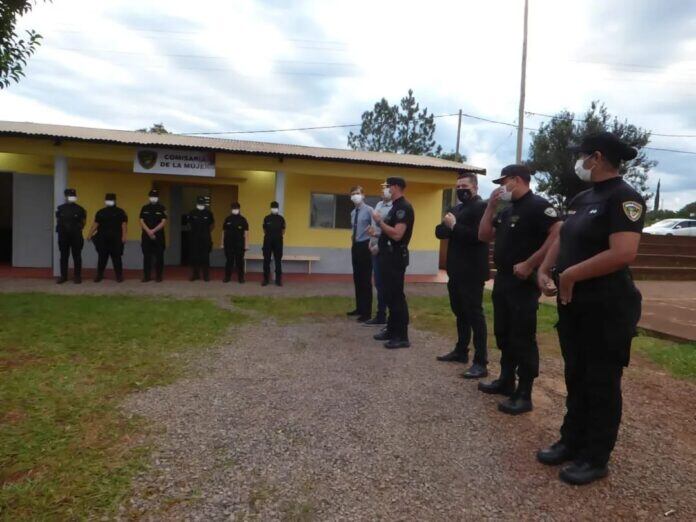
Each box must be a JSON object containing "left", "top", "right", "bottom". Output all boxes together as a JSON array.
[{"left": 0, "top": 172, "right": 12, "bottom": 263}]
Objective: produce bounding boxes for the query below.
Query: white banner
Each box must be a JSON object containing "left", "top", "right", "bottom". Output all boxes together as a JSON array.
[{"left": 134, "top": 148, "right": 216, "bottom": 177}]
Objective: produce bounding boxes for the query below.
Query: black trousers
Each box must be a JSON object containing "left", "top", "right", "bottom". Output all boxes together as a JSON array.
[
  {"left": 556, "top": 291, "right": 641, "bottom": 467},
  {"left": 380, "top": 250, "right": 409, "bottom": 340},
  {"left": 263, "top": 237, "right": 283, "bottom": 282},
  {"left": 96, "top": 239, "right": 123, "bottom": 279},
  {"left": 351, "top": 240, "right": 373, "bottom": 317},
  {"left": 491, "top": 273, "right": 540, "bottom": 381},
  {"left": 190, "top": 238, "right": 211, "bottom": 280},
  {"left": 58, "top": 232, "right": 83, "bottom": 280},
  {"left": 142, "top": 238, "right": 164, "bottom": 280},
  {"left": 448, "top": 275, "right": 487, "bottom": 365},
  {"left": 224, "top": 243, "right": 245, "bottom": 281}
]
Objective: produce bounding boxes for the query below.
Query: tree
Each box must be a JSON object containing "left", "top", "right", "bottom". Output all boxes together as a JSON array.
[
  {"left": 437, "top": 150, "right": 468, "bottom": 162},
  {"left": 527, "top": 101, "right": 656, "bottom": 209},
  {"left": 348, "top": 89, "right": 443, "bottom": 156},
  {"left": 137, "top": 123, "right": 169, "bottom": 134},
  {"left": 1, "top": 1, "right": 48, "bottom": 89}
]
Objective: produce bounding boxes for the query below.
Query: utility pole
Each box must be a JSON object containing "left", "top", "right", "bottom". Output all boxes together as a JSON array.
[
  {"left": 455, "top": 109, "right": 463, "bottom": 161},
  {"left": 515, "top": 0, "right": 529, "bottom": 164}
]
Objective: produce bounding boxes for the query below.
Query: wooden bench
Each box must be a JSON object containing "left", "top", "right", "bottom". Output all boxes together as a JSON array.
[{"left": 244, "top": 254, "right": 321, "bottom": 274}]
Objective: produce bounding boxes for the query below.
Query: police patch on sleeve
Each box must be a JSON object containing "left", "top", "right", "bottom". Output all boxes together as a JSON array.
[
  {"left": 544, "top": 207, "right": 558, "bottom": 218},
  {"left": 396, "top": 210, "right": 406, "bottom": 219},
  {"left": 622, "top": 201, "right": 643, "bottom": 222}
]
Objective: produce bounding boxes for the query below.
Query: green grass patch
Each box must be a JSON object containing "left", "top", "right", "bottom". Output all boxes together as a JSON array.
[
  {"left": 633, "top": 336, "right": 696, "bottom": 380},
  {"left": 0, "top": 293, "right": 241, "bottom": 520},
  {"left": 232, "top": 295, "right": 353, "bottom": 324}
]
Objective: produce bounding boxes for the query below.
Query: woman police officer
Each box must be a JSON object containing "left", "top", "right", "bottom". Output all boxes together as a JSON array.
[{"left": 536, "top": 132, "right": 645, "bottom": 485}]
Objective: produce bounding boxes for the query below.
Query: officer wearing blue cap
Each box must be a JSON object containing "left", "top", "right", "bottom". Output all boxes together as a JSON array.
[
  {"left": 55, "top": 188, "right": 87, "bottom": 284},
  {"left": 372, "top": 176, "right": 415, "bottom": 349},
  {"left": 536, "top": 132, "right": 644, "bottom": 485}
]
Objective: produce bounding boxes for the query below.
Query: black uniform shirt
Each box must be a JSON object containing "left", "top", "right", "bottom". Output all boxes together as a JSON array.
[
  {"left": 139, "top": 203, "right": 167, "bottom": 241},
  {"left": 263, "top": 213, "right": 286, "bottom": 240},
  {"left": 378, "top": 196, "right": 415, "bottom": 252},
  {"left": 188, "top": 208, "right": 214, "bottom": 240},
  {"left": 223, "top": 214, "right": 249, "bottom": 244},
  {"left": 95, "top": 206, "right": 128, "bottom": 241},
  {"left": 557, "top": 177, "right": 645, "bottom": 300},
  {"left": 56, "top": 202, "right": 86, "bottom": 235},
  {"left": 493, "top": 191, "right": 558, "bottom": 275},
  {"left": 435, "top": 196, "right": 489, "bottom": 281}
]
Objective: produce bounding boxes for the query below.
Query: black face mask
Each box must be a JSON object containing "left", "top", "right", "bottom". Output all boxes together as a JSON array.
[{"left": 456, "top": 188, "right": 473, "bottom": 203}]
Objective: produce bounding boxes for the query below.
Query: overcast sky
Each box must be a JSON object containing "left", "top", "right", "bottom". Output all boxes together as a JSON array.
[{"left": 2, "top": 0, "right": 695, "bottom": 210}]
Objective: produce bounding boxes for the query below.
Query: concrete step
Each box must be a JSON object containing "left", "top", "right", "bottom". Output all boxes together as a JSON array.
[{"left": 633, "top": 254, "right": 696, "bottom": 268}]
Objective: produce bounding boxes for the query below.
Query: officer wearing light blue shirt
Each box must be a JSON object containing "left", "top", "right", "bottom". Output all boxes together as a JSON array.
[
  {"left": 364, "top": 183, "right": 393, "bottom": 326},
  {"left": 346, "top": 186, "right": 374, "bottom": 322}
]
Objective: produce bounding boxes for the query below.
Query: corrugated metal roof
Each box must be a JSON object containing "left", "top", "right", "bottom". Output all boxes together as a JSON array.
[{"left": 0, "top": 120, "right": 485, "bottom": 174}]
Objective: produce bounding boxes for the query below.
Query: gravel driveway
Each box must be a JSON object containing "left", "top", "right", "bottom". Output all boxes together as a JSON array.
[{"left": 117, "top": 312, "right": 696, "bottom": 520}]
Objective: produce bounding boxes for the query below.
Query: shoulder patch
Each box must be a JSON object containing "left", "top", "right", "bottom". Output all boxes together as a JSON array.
[
  {"left": 544, "top": 207, "right": 558, "bottom": 218},
  {"left": 396, "top": 210, "right": 406, "bottom": 219},
  {"left": 622, "top": 201, "right": 643, "bottom": 222}
]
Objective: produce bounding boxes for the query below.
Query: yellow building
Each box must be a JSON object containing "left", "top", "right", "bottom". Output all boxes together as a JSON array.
[{"left": 0, "top": 121, "right": 485, "bottom": 275}]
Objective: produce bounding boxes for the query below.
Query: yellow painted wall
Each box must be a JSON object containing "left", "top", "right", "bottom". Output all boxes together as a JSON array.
[{"left": 233, "top": 169, "right": 275, "bottom": 245}]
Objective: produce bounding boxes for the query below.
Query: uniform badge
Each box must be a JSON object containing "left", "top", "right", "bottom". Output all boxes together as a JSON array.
[
  {"left": 137, "top": 149, "right": 158, "bottom": 169},
  {"left": 510, "top": 215, "right": 520, "bottom": 223},
  {"left": 622, "top": 201, "right": 643, "bottom": 222},
  {"left": 544, "top": 207, "right": 558, "bottom": 218},
  {"left": 396, "top": 210, "right": 406, "bottom": 219}
]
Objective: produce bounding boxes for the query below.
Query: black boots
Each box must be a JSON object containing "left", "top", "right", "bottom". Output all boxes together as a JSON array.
[
  {"left": 537, "top": 442, "right": 575, "bottom": 466},
  {"left": 498, "top": 379, "right": 533, "bottom": 415},
  {"left": 462, "top": 363, "right": 488, "bottom": 379},
  {"left": 559, "top": 461, "right": 609, "bottom": 485},
  {"left": 436, "top": 349, "right": 469, "bottom": 363},
  {"left": 478, "top": 369, "right": 515, "bottom": 396}
]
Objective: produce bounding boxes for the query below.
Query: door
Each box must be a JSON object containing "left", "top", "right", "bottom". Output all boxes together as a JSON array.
[{"left": 12, "top": 173, "right": 53, "bottom": 267}]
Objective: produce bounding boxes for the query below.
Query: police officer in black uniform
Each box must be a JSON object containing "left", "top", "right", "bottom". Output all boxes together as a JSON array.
[
  {"left": 262, "top": 201, "right": 285, "bottom": 286},
  {"left": 478, "top": 165, "right": 561, "bottom": 414},
  {"left": 435, "top": 172, "right": 490, "bottom": 378},
  {"left": 372, "top": 177, "right": 415, "bottom": 349},
  {"left": 55, "top": 188, "right": 87, "bottom": 284},
  {"left": 221, "top": 202, "right": 249, "bottom": 283},
  {"left": 88, "top": 193, "right": 128, "bottom": 283},
  {"left": 536, "top": 132, "right": 644, "bottom": 485},
  {"left": 139, "top": 189, "right": 167, "bottom": 282},
  {"left": 188, "top": 196, "right": 214, "bottom": 282}
]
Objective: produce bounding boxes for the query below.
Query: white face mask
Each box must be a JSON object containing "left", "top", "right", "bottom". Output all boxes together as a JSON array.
[
  {"left": 105, "top": 200, "right": 115, "bottom": 207},
  {"left": 499, "top": 185, "right": 513, "bottom": 202},
  {"left": 67, "top": 196, "right": 77, "bottom": 203},
  {"left": 270, "top": 208, "right": 279, "bottom": 214},
  {"left": 350, "top": 194, "right": 363, "bottom": 205},
  {"left": 231, "top": 209, "right": 240, "bottom": 215},
  {"left": 574, "top": 156, "right": 593, "bottom": 182},
  {"left": 149, "top": 197, "right": 159, "bottom": 204},
  {"left": 382, "top": 188, "right": 391, "bottom": 199},
  {"left": 196, "top": 204, "right": 205, "bottom": 211}
]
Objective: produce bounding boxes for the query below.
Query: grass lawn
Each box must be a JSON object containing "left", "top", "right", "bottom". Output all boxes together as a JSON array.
[
  {"left": 233, "top": 293, "right": 695, "bottom": 380},
  {"left": 0, "top": 293, "right": 242, "bottom": 520}
]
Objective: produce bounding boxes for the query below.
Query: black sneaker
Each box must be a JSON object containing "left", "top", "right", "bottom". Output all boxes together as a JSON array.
[
  {"left": 436, "top": 350, "right": 469, "bottom": 363},
  {"left": 363, "top": 316, "right": 386, "bottom": 326},
  {"left": 477, "top": 378, "right": 515, "bottom": 396},
  {"left": 373, "top": 328, "right": 392, "bottom": 341},
  {"left": 498, "top": 396, "right": 533, "bottom": 415},
  {"left": 462, "top": 364, "right": 488, "bottom": 379},
  {"left": 559, "top": 461, "right": 609, "bottom": 486},
  {"left": 537, "top": 442, "right": 575, "bottom": 466},
  {"left": 384, "top": 339, "right": 411, "bottom": 349}
]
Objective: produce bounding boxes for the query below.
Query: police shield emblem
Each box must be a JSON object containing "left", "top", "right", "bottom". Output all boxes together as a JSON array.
[
  {"left": 396, "top": 210, "right": 406, "bottom": 219},
  {"left": 137, "top": 149, "right": 158, "bottom": 170},
  {"left": 622, "top": 201, "right": 643, "bottom": 222}
]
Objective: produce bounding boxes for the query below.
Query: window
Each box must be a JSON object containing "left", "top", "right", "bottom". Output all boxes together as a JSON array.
[{"left": 310, "top": 193, "right": 381, "bottom": 229}]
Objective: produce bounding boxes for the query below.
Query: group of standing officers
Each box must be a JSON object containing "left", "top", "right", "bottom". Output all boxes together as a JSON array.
[
  {"left": 347, "top": 132, "right": 645, "bottom": 486},
  {"left": 55, "top": 190, "right": 286, "bottom": 285}
]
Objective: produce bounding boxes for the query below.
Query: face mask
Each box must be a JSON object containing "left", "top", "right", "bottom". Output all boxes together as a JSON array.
[
  {"left": 67, "top": 196, "right": 77, "bottom": 203},
  {"left": 196, "top": 204, "right": 205, "bottom": 211},
  {"left": 350, "top": 194, "right": 363, "bottom": 205},
  {"left": 149, "top": 197, "right": 159, "bottom": 204},
  {"left": 105, "top": 200, "right": 115, "bottom": 207},
  {"left": 271, "top": 208, "right": 279, "bottom": 214},
  {"left": 382, "top": 188, "right": 391, "bottom": 199},
  {"left": 574, "top": 156, "right": 593, "bottom": 182},
  {"left": 499, "top": 185, "right": 513, "bottom": 202},
  {"left": 231, "top": 209, "right": 240, "bottom": 215},
  {"left": 456, "top": 188, "right": 472, "bottom": 203}
]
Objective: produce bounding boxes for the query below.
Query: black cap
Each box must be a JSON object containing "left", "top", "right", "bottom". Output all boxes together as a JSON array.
[
  {"left": 196, "top": 195, "right": 206, "bottom": 204},
  {"left": 231, "top": 202, "right": 240, "bottom": 209},
  {"left": 105, "top": 193, "right": 116, "bottom": 201},
  {"left": 492, "top": 164, "right": 531, "bottom": 185},
  {"left": 270, "top": 201, "right": 279, "bottom": 208},
  {"left": 148, "top": 189, "right": 159, "bottom": 197},
  {"left": 567, "top": 131, "right": 638, "bottom": 162},
  {"left": 64, "top": 188, "right": 76, "bottom": 197},
  {"left": 386, "top": 176, "right": 406, "bottom": 188}
]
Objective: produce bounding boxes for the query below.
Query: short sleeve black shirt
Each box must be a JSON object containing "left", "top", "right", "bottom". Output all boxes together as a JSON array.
[
  {"left": 56, "top": 202, "right": 86, "bottom": 235},
  {"left": 223, "top": 214, "right": 249, "bottom": 244},
  {"left": 188, "top": 208, "right": 214, "bottom": 240},
  {"left": 378, "top": 196, "right": 415, "bottom": 251},
  {"left": 493, "top": 191, "right": 559, "bottom": 274},
  {"left": 263, "top": 214, "right": 286, "bottom": 240},
  {"left": 95, "top": 206, "right": 128, "bottom": 241},
  {"left": 557, "top": 177, "right": 645, "bottom": 300},
  {"left": 139, "top": 203, "right": 167, "bottom": 241}
]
